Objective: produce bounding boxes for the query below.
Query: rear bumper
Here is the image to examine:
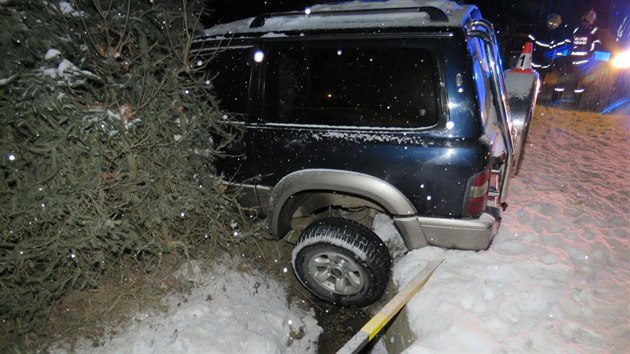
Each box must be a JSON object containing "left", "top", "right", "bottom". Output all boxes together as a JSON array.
[{"left": 394, "top": 207, "right": 502, "bottom": 251}]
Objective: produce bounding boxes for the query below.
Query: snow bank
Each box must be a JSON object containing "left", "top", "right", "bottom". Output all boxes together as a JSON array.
[{"left": 52, "top": 261, "right": 321, "bottom": 354}]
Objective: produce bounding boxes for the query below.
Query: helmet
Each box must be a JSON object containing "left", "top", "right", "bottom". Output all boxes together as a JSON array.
[
  {"left": 546, "top": 13, "right": 562, "bottom": 30},
  {"left": 581, "top": 10, "right": 596, "bottom": 25}
]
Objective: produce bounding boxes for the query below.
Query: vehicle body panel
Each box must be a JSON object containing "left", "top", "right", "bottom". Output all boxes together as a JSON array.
[{"left": 191, "top": 1, "right": 536, "bottom": 251}]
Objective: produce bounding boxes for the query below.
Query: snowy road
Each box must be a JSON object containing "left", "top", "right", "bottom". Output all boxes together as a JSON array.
[{"left": 394, "top": 106, "right": 630, "bottom": 352}]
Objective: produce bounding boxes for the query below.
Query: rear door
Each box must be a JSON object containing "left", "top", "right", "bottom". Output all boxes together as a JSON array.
[{"left": 203, "top": 45, "right": 258, "bottom": 183}]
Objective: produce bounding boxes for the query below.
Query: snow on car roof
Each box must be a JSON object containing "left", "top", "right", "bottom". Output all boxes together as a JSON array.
[{"left": 198, "top": 0, "right": 476, "bottom": 40}]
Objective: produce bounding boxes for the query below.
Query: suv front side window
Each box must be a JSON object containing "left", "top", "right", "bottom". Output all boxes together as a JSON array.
[{"left": 264, "top": 41, "right": 440, "bottom": 128}]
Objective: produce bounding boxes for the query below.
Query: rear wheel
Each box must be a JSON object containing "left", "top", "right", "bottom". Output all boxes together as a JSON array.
[{"left": 291, "top": 217, "right": 392, "bottom": 307}]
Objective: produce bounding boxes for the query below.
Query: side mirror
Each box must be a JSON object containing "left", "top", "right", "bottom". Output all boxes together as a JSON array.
[{"left": 546, "top": 14, "right": 562, "bottom": 30}]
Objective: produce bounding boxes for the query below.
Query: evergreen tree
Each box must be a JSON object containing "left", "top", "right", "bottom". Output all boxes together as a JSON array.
[{"left": 0, "top": 0, "right": 245, "bottom": 337}]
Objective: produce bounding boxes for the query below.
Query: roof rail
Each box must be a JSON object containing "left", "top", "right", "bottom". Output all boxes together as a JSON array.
[
  {"left": 249, "top": 6, "right": 449, "bottom": 29},
  {"left": 250, "top": 10, "right": 303, "bottom": 28}
]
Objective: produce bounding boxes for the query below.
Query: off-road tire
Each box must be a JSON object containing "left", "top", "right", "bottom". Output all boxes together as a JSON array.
[{"left": 291, "top": 217, "right": 392, "bottom": 307}]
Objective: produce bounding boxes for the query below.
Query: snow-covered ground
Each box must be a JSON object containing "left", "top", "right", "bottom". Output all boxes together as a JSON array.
[
  {"left": 54, "top": 106, "right": 629, "bottom": 353},
  {"left": 53, "top": 259, "right": 322, "bottom": 353},
  {"left": 392, "top": 105, "right": 630, "bottom": 353}
]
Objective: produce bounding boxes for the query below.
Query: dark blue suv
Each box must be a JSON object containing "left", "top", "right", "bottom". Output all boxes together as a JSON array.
[{"left": 192, "top": 0, "right": 538, "bottom": 306}]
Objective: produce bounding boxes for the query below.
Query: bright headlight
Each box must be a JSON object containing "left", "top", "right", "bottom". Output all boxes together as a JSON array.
[{"left": 612, "top": 49, "right": 630, "bottom": 69}]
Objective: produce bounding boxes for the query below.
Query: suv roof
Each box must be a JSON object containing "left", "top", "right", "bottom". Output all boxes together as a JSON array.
[{"left": 198, "top": 0, "right": 478, "bottom": 39}]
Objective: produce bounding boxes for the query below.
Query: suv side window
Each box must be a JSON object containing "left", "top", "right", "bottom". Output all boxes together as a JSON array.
[
  {"left": 264, "top": 42, "right": 439, "bottom": 128},
  {"left": 206, "top": 47, "right": 252, "bottom": 119}
]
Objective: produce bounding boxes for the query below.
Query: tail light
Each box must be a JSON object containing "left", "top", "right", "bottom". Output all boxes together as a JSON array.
[{"left": 466, "top": 169, "right": 490, "bottom": 217}]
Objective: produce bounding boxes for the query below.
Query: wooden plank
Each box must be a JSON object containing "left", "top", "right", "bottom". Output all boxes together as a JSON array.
[{"left": 336, "top": 258, "right": 444, "bottom": 354}]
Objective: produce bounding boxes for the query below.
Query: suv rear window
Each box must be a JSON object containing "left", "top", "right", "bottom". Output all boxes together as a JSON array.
[{"left": 264, "top": 41, "right": 440, "bottom": 128}]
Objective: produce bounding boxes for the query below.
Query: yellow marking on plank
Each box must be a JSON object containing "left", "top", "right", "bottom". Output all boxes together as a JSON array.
[
  {"left": 361, "top": 258, "right": 443, "bottom": 340},
  {"left": 362, "top": 313, "right": 389, "bottom": 340}
]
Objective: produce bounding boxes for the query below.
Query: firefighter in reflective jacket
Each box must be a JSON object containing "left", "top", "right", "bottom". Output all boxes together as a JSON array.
[{"left": 553, "top": 10, "right": 601, "bottom": 100}]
